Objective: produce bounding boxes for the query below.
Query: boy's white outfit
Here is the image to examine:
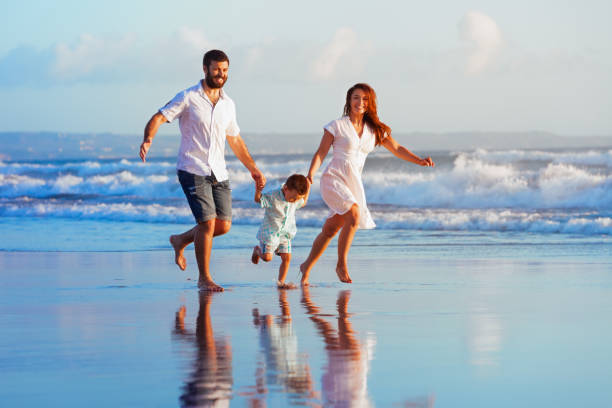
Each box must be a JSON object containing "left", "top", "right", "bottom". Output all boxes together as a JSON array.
[{"left": 257, "top": 186, "right": 305, "bottom": 254}]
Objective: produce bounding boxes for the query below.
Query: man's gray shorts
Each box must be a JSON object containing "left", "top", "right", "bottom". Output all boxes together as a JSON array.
[{"left": 177, "top": 170, "right": 232, "bottom": 223}]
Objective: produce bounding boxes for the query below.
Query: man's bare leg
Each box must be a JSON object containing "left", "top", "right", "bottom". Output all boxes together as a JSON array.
[
  {"left": 299, "top": 215, "right": 343, "bottom": 286},
  {"left": 193, "top": 219, "right": 231, "bottom": 291},
  {"left": 170, "top": 227, "right": 195, "bottom": 270},
  {"left": 335, "top": 204, "right": 359, "bottom": 284},
  {"left": 171, "top": 221, "right": 231, "bottom": 271}
]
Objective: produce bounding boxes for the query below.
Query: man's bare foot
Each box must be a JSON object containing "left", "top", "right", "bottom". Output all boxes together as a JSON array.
[
  {"left": 251, "top": 246, "right": 260, "bottom": 264},
  {"left": 198, "top": 279, "right": 224, "bottom": 292},
  {"left": 299, "top": 263, "right": 310, "bottom": 286},
  {"left": 277, "top": 281, "right": 297, "bottom": 290},
  {"left": 169, "top": 235, "right": 186, "bottom": 271},
  {"left": 335, "top": 266, "right": 352, "bottom": 283}
]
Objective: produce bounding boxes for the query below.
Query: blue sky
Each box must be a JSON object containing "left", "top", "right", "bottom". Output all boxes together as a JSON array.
[{"left": 1, "top": 0, "right": 610, "bottom": 136}]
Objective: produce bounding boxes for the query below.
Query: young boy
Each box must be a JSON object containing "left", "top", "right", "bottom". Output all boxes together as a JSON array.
[{"left": 251, "top": 174, "right": 309, "bottom": 289}]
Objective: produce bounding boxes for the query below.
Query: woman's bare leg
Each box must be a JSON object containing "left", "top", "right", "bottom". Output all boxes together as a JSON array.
[
  {"left": 336, "top": 204, "right": 360, "bottom": 283},
  {"left": 299, "top": 215, "right": 343, "bottom": 286}
]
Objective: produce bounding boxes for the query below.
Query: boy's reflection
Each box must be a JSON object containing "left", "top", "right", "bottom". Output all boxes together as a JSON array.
[
  {"left": 250, "top": 289, "right": 318, "bottom": 406},
  {"left": 174, "top": 292, "right": 233, "bottom": 407},
  {"left": 302, "top": 288, "right": 375, "bottom": 407}
]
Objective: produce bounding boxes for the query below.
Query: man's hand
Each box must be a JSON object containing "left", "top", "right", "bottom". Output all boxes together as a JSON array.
[
  {"left": 139, "top": 139, "right": 152, "bottom": 162},
  {"left": 140, "top": 112, "right": 167, "bottom": 163}
]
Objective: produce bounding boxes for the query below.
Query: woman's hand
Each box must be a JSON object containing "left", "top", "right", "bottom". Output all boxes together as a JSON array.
[{"left": 420, "top": 156, "right": 435, "bottom": 167}]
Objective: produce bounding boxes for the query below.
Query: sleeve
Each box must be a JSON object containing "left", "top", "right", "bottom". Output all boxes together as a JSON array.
[
  {"left": 225, "top": 100, "right": 240, "bottom": 137},
  {"left": 297, "top": 198, "right": 306, "bottom": 209},
  {"left": 259, "top": 192, "right": 273, "bottom": 209},
  {"left": 159, "top": 91, "right": 187, "bottom": 123},
  {"left": 323, "top": 119, "right": 338, "bottom": 136}
]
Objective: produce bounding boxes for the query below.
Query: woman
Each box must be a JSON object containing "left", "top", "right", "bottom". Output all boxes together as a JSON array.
[{"left": 300, "top": 83, "right": 434, "bottom": 285}]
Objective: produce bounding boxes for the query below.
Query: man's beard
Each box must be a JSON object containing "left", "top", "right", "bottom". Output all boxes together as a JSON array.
[{"left": 205, "top": 74, "right": 227, "bottom": 89}]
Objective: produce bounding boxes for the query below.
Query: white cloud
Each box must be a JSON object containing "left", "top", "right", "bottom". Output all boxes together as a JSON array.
[
  {"left": 458, "top": 11, "right": 502, "bottom": 74},
  {"left": 53, "top": 33, "right": 136, "bottom": 79},
  {"left": 176, "top": 27, "right": 212, "bottom": 53},
  {"left": 311, "top": 27, "right": 359, "bottom": 80}
]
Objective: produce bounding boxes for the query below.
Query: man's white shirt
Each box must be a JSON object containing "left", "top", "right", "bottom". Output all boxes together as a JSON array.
[{"left": 160, "top": 80, "right": 240, "bottom": 181}]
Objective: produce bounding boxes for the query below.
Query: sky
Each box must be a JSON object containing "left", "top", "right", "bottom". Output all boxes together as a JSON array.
[{"left": 1, "top": 0, "right": 611, "bottom": 137}]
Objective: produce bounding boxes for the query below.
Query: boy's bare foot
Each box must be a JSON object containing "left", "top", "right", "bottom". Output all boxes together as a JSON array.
[
  {"left": 169, "top": 235, "right": 186, "bottom": 271},
  {"left": 198, "top": 279, "right": 224, "bottom": 292},
  {"left": 299, "top": 263, "right": 310, "bottom": 286},
  {"left": 251, "top": 246, "right": 260, "bottom": 264},
  {"left": 277, "top": 281, "right": 297, "bottom": 290},
  {"left": 335, "top": 266, "right": 352, "bottom": 283}
]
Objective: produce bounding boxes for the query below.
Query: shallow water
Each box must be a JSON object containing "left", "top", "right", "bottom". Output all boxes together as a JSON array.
[{"left": 1, "top": 249, "right": 611, "bottom": 407}]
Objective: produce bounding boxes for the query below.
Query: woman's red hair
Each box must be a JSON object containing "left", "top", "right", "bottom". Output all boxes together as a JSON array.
[{"left": 343, "top": 83, "right": 391, "bottom": 146}]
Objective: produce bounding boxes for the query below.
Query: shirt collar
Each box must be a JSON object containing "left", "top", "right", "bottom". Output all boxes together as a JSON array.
[
  {"left": 276, "top": 186, "right": 287, "bottom": 202},
  {"left": 198, "top": 79, "right": 226, "bottom": 101}
]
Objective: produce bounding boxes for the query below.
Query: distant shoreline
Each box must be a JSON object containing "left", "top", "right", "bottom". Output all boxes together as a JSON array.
[{"left": 0, "top": 131, "right": 610, "bottom": 161}]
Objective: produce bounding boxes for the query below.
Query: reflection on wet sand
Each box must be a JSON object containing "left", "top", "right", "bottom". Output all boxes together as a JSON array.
[
  {"left": 302, "top": 288, "right": 375, "bottom": 407},
  {"left": 174, "top": 292, "right": 233, "bottom": 407},
  {"left": 249, "top": 289, "right": 319, "bottom": 406}
]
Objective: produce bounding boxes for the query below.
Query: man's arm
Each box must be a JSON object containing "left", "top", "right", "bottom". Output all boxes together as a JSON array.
[
  {"left": 226, "top": 134, "right": 266, "bottom": 190},
  {"left": 140, "top": 112, "right": 168, "bottom": 162}
]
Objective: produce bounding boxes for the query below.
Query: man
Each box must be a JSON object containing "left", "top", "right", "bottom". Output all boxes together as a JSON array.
[{"left": 140, "top": 49, "right": 266, "bottom": 291}]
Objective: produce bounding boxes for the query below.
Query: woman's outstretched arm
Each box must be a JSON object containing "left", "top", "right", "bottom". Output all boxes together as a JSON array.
[
  {"left": 307, "top": 130, "right": 334, "bottom": 183},
  {"left": 381, "top": 135, "right": 435, "bottom": 167}
]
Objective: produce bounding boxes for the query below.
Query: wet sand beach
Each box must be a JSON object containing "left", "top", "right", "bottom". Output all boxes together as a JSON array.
[{"left": 2, "top": 246, "right": 612, "bottom": 407}]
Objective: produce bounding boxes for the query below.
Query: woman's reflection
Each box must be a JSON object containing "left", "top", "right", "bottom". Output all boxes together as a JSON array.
[
  {"left": 302, "top": 288, "right": 375, "bottom": 407},
  {"left": 174, "top": 291, "right": 233, "bottom": 407},
  {"left": 250, "top": 289, "right": 318, "bottom": 406}
]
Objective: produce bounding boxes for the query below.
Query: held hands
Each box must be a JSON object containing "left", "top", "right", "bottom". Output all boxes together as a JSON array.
[{"left": 251, "top": 168, "right": 266, "bottom": 191}]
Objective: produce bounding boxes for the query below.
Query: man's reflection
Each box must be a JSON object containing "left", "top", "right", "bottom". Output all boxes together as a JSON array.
[
  {"left": 174, "top": 291, "right": 233, "bottom": 407},
  {"left": 250, "top": 289, "right": 318, "bottom": 406},
  {"left": 302, "top": 288, "right": 375, "bottom": 407}
]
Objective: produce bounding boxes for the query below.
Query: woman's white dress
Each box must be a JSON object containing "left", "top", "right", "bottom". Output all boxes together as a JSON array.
[{"left": 320, "top": 116, "right": 377, "bottom": 229}]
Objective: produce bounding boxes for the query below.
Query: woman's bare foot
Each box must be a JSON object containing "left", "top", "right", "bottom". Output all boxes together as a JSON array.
[
  {"left": 299, "top": 263, "right": 310, "bottom": 286},
  {"left": 198, "top": 279, "right": 224, "bottom": 292},
  {"left": 169, "top": 235, "right": 186, "bottom": 271},
  {"left": 251, "top": 246, "right": 260, "bottom": 264},
  {"left": 277, "top": 281, "right": 297, "bottom": 290},
  {"left": 335, "top": 265, "right": 352, "bottom": 283}
]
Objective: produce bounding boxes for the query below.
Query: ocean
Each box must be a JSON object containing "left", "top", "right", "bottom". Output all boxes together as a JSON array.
[
  {"left": 2, "top": 146, "right": 612, "bottom": 407},
  {"left": 1, "top": 147, "right": 610, "bottom": 252}
]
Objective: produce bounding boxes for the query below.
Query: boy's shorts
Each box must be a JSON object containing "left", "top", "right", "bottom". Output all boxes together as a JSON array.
[
  {"left": 177, "top": 170, "right": 232, "bottom": 223},
  {"left": 260, "top": 236, "right": 292, "bottom": 255}
]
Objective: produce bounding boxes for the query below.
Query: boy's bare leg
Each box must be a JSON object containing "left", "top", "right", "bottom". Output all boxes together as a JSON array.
[
  {"left": 194, "top": 219, "right": 231, "bottom": 292},
  {"left": 336, "top": 204, "right": 359, "bottom": 284},
  {"left": 251, "top": 246, "right": 262, "bottom": 264},
  {"left": 299, "top": 215, "right": 343, "bottom": 286},
  {"left": 171, "top": 221, "right": 231, "bottom": 271},
  {"left": 277, "top": 253, "right": 296, "bottom": 289}
]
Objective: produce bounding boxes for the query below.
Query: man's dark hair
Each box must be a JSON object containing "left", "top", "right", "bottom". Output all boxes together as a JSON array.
[
  {"left": 203, "top": 49, "right": 229, "bottom": 68},
  {"left": 285, "top": 174, "right": 309, "bottom": 195}
]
